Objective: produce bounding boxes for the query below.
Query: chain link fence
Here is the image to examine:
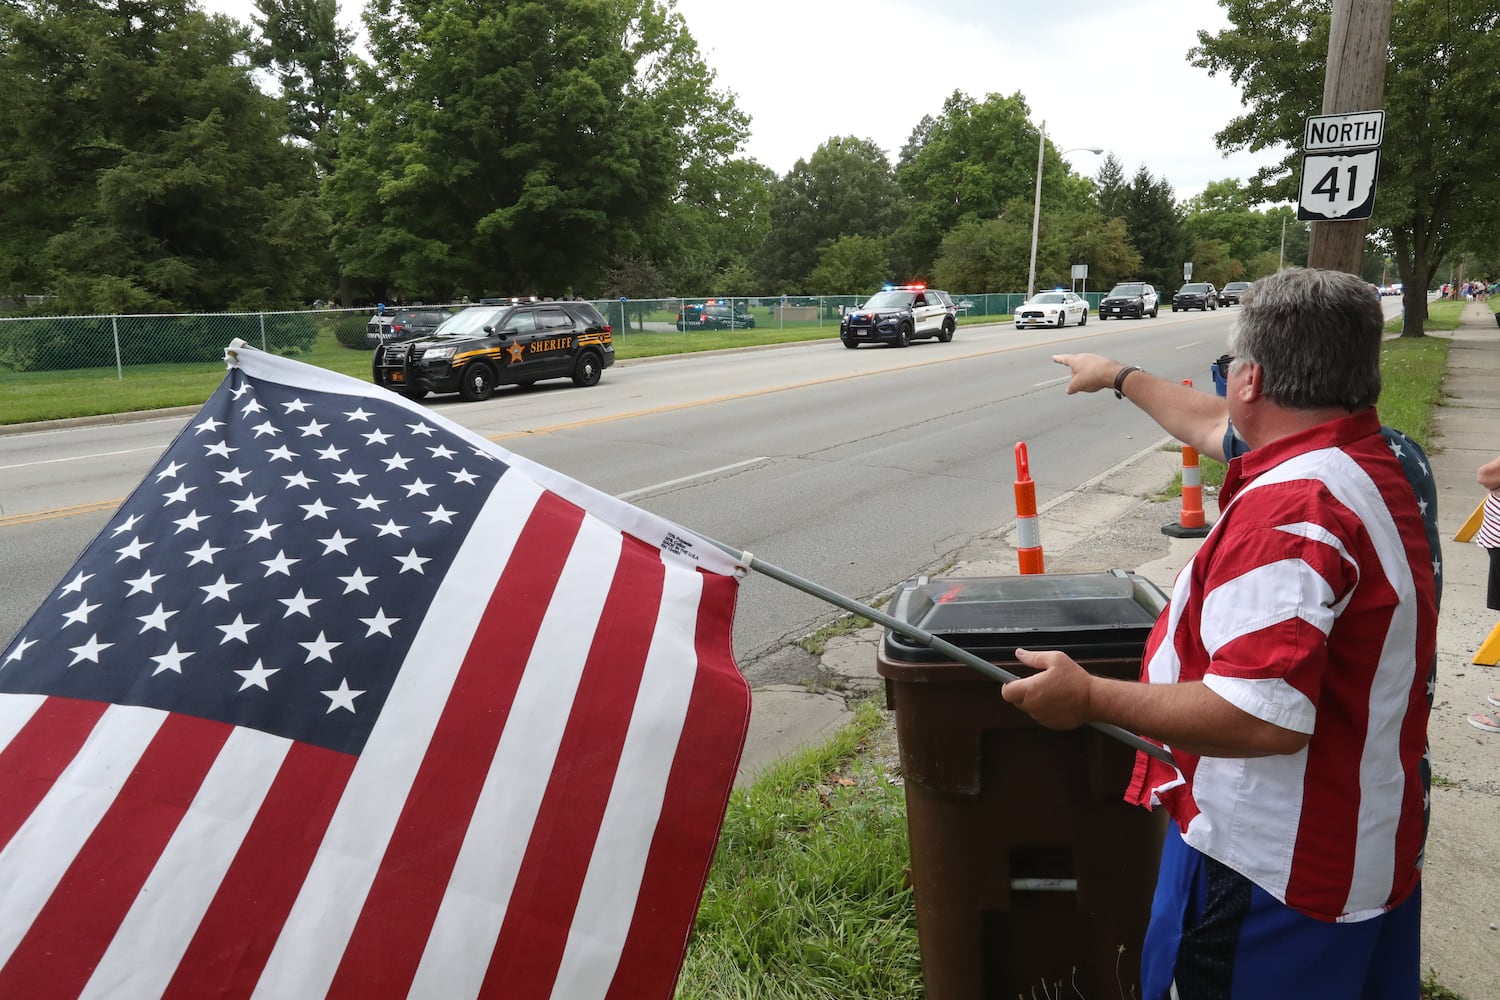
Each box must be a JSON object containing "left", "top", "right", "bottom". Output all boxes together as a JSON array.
[{"left": 0, "top": 291, "right": 1107, "bottom": 379}]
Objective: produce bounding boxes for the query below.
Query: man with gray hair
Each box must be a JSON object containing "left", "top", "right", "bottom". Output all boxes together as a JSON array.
[{"left": 1008, "top": 268, "right": 1439, "bottom": 998}]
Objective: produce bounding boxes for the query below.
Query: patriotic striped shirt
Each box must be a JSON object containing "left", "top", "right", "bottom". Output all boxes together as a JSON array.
[{"left": 1126, "top": 410, "right": 1438, "bottom": 922}]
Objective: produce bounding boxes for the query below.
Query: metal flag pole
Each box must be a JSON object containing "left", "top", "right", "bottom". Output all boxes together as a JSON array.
[{"left": 702, "top": 539, "right": 1177, "bottom": 768}]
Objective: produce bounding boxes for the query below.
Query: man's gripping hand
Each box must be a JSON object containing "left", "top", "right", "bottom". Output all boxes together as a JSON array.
[{"left": 1001, "top": 648, "right": 1095, "bottom": 730}]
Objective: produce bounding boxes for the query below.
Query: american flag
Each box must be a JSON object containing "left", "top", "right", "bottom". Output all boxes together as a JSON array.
[{"left": 0, "top": 341, "right": 750, "bottom": 998}]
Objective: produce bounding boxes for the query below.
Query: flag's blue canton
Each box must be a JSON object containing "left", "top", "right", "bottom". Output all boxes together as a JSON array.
[{"left": 0, "top": 372, "right": 503, "bottom": 754}]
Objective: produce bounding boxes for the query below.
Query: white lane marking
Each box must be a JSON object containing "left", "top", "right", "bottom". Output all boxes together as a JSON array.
[
  {"left": 1176, "top": 341, "right": 1207, "bottom": 351},
  {"left": 617, "top": 457, "right": 768, "bottom": 501},
  {"left": 1034, "top": 376, "right": 1070, "bottom": 388},
  {"left": 0, "top": 446, "right": 161, "bottom": 472}
]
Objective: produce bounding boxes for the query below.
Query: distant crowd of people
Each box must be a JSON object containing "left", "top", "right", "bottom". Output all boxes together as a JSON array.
[{"left": 1440, "top": 279, "right": 1494, "bottom": 301}]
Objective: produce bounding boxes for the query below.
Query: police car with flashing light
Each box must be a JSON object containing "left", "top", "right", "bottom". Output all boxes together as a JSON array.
[{"left": 839, "top": 284, "right": 958, "bottom": 348}]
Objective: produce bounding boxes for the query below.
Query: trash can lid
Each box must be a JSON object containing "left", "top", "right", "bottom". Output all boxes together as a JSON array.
[{"left": 882, "top": 570, "right": 1168, "bottom": 663}]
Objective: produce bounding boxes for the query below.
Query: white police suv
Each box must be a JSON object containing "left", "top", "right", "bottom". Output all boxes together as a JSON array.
[{"left": 840, "top": 285, "right": 958, "bottom": 348}]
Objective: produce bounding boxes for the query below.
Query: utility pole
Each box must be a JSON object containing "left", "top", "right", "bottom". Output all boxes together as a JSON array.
[{"left": 1305, "top": 0, "right": 1393, "bottom": 275}]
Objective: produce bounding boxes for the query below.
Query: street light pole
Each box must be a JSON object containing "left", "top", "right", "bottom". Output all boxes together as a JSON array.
[
  {"left": 1025, "top": 123, "right": 1103, "bottom": 300},
  {"left": 1027, "top": 121, "right": 1046, "bottom": 301}
]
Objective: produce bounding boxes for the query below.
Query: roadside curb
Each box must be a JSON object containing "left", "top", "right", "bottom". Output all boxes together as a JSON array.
[{"left": 0, "top": 405, "right": 202, "bottom": 437}]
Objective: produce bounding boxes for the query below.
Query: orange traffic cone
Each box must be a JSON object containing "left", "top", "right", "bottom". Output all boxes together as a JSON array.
[
  {"left": 1014, "top": 442, "right": 1045, "bottom": 574},
  {"left": 1163, "top": 380, "right": 1212, "bottom": 539}
]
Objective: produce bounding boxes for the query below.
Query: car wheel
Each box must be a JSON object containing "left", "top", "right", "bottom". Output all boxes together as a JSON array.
[
  {"left": 1150, "top": 305, "right": 1159, "bottom": 318},
  {"left": 842, "top": 338, "right": 858, "bottom": 349},
  {"left": 938, "top": 319, "right": 955, "bottom": 343},
  {"left": 1079, "top": 310, "right": 1088, "bottom": 326},
  {"left": 571, "top": 350, "right": 603, "bottom": 387},
  {"left": 1055, "top": 312, "right": 1066, "bottom": 328},
  {"left": 458, "top": 362, "right": 496, "bottom": 402},
  {"left": 894, "top": 322, "right": 911, "bottom": 347},
  {"left": 1172, "top": 305, "right": 1179, "bottom": 312}
]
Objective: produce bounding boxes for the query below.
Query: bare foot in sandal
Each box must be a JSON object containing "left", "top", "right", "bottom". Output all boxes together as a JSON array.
[
  {"left": 1469, "top": 710, "right": 1500, "bottom": 733},
  {"left": 1489, "top": 694, "right": 1500, "bottom": 709}
]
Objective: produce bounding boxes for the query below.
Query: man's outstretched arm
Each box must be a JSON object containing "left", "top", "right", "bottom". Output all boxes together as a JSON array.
[{"left": 1053, "top": 353, "right": 1231, "bottom": 463}]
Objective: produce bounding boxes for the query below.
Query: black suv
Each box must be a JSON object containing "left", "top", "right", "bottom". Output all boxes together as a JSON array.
[
  {"left": 1218, "top": 281, "right": 1253, "bottom": 306},
  {"left": 1099, "top": 282, "right": 1159, "bottom": 320},
  {"left": 372, "top": 300, "right": 614, "bottom": 401},
  {"left": 676, "top": 301, "right": 755, "bottom": 330},
  {"left": 364, "top": 307, "right": 455, "bottom": 348},
  {"left": 1172, "top": 283, "right": 1218, "bottom": 312}
]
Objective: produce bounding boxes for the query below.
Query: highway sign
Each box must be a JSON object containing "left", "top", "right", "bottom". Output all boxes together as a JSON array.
[
  {"left": 1304, "top": 110, "right": 1386, "bottom": 151},
  {"left": 1297, "top": 149, "right": 1380, "bottom": 221}
]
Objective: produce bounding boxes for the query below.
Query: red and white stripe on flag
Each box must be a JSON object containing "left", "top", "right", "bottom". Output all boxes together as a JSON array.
[{"left": 0, "top": 344, "right": 750, "bottom": 998}]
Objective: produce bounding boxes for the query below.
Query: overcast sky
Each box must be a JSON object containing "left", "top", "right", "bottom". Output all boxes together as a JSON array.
[{"left": 202, "top": 0, "right": 1291, "bottom": 203}]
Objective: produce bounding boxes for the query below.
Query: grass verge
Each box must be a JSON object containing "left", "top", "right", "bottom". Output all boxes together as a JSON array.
[{"left": 676, "top": 700, "right": 922, "bottom": 1000}]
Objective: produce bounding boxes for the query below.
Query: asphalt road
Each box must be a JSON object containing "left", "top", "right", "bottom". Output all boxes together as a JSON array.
[{"left": 1, "top": 304, "right": 1395, "bottom": 678}]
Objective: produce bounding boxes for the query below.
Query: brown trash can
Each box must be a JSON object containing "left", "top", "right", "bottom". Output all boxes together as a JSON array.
[{"left": 877, "top": 571, "right": 1171, "bottom": 1000}]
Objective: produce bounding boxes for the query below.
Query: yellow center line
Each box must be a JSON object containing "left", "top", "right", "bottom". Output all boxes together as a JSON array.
[
  {"left": 2, "top": 498, "right": 124, "bottom": 528},
  {"left": 488, "top": 329, "right": 1097, "bottom": 439}
]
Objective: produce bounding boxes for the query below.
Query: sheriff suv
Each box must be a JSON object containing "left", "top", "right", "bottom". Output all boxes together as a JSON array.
[
  {"left": 372, "top": 301, "right": 614, "bottom": 402},
  {"left": 1098, "top": 282, "right": 1159, "bottom": 320},
  {"left": 840, "top": 285, "right": 957, "bottom": 348}
]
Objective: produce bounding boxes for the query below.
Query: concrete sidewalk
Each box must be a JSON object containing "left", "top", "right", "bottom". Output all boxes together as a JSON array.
[{"left": 735, "top": 300, "right": 1499, "bottom": 996}]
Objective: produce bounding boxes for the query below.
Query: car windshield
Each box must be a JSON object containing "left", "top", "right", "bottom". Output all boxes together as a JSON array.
[
  {"left": 1109, "top": 284, "right": 1144, "bottom": 296},
  {"left": 859, "top": 291, "right": 916, "bottom": 310},
  {"left": 432, "top": 306, "right": 505, "bottom": 337},
  {"left": 1180, "top": 283, "right": 1210, "bottom": 293},
  {"left": 1226, "top": 282, "right": 1251, "bottom": 290},
  {"left": 1029, "top": 293, "right": 1067, "bottom": 304}
]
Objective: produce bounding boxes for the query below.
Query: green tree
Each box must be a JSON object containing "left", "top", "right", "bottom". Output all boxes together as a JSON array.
[
  {"left": 652, "top": 156, "right": 774, "bottom": 296},
  {"left": 932, "top": 215, "right": 1029, "bottom": 294},
  {"left": 895, "top": 91, "right": 1071, "bottom": 276},
  {"left": 1115, "top": 167, "right": 1189, "bottom": 292},
  {"left": 753, "top": 136, "right": 904, "bottom": 292},
  {"left": 1192, "top": 0, "right": 1500, "bottom": 334},
  {"left": 1182, "top": 178, "right": 1265, "bottom": 280},
  {"left": 933, "top": 199, "right": 1138, "bottom": 294},
  {"left": 328, "top": 0, "right": 746, "bottom": 301},
  {"left": 250, "top": 0, "right": 355, "bottom": 176},
  {"left": 0, "top": 0, "right": 326, "bottom": 311},
  {"left": 807, "top": 236, "right": 890, "bottom": 295},
  {"left": 1095, "top": 154, "right": 1130, "bottom": 222}
]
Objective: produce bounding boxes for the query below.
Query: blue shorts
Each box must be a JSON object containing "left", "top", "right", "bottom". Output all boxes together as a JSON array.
[{"left": 1141, "top": 825, "right": 1421, "bottom": 999}]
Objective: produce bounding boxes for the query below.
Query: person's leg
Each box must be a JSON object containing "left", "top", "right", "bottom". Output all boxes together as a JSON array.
[
  {"left": 1140, "top": 824, "right": 1203, "bottom": 1000},
  {"left": 1487, "top": 546, "right": 1500, "bottom": 611}
]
